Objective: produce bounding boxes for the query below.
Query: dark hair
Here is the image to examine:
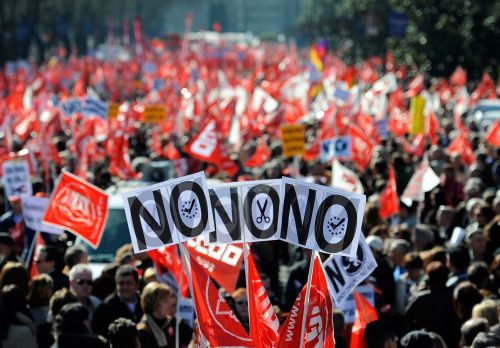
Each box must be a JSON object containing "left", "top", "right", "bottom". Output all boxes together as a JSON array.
[
  {"left": 447, "top": 246, "right": 470, "bottom": 271},
  {"left": 115, "top": 265, "right": 139, "bottom": 284},
  {"left": 41, "top": 245, "right": 65, "bottom": 272},
  {"left": 28, "top": 273, "right": 53, "bottom": 308},
  {"left": 365, "top": 320, "right": 396, "bottom": 348},
  {"left": 64, "top": 245, "right": 88, "bottom": 270},
  {"left": 471, "top": 332, "right": 500, "bottom": 348},
  {"left": 426, "top": 261, "right": 449, "bottom": 289},
  {"left": 467, "top": 262, "right": 489, "bottom": 289},
  {"left": 49, "top": 288, "right": 77, "bottom": 318},
  {"left": 404, "top": 252, "right": 423, "bottom": 270},
  {"left": 0, "top": 285, "right": 30, "bottom": 340},
  {"left": 453, "top": 281, "right": 483, "bottom": 321},
  {"left": 53, "top": 303, "right": 90, "bottom": 338},
  {"left": 108, "top": 318, "right": 138, "bottom": 348},
  {"left": 461, "top": 318, "right": 489, "bottom": 346},
  {"left": 0, "top": 262, "right": 29, "bottom": 298}
]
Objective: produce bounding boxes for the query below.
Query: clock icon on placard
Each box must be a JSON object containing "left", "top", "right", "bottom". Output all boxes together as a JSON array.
[
  {"left": 181, "top": 199, "right": 198, "bottom": 219},
  {"left": 327, "top": 216, "right": 346, "bottom": 237}
]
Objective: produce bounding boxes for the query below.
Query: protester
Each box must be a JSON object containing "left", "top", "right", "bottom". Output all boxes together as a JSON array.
[
  {"left": 471, "top": 299, "right": 499, "bottom": 327},
  {"left": 27, "top": 274, "right": 53, "bottom": 325},
  {"left": 108, "top": 318, "right": 140, "bottom": 348},
  {"left": 34, "top": 245, "right": 69, "bottom": 291},
  {"left": 0, "top": 233, "right": 20, "bottom": 271},
  {"left": 68, "top": 264, "right": 101, "bottom": 320},
  {"left": 91, "top": 265, "right": 143, "bottom": 337},
  {"left": 232, "top": 288, "right": 250, "bottom": 332},
  {"left": 137, "top": 281, "right": 191, "bottom": 348},
  {"left": 461, "top": 318, "right": 490, "bottom": 347},
  {"left": 364, "top": 320, "right": 397, "bottom": 348},
  {"left": 63, "top": 245, "right": 88, "bottom": 272},
  {"left": 0, "top": 285, "right": 37, "bottom": 348},
  {"left": 0, "top": 261, "right": 29, "bottom": 297}
]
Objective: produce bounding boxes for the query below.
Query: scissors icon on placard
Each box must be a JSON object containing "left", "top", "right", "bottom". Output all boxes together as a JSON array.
[{"left": 256, "top": 199, "right": 270, "bottom": 224}]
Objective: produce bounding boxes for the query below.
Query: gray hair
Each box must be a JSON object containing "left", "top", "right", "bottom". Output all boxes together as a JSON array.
[{"left": 68, "top": 263, "right": 92, "bottom": 281}]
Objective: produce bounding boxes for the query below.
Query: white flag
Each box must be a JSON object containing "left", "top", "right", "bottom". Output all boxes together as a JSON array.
[
  {"left": 401, "top": 157, "right": 440, "bottom": 206},
  {"left": 331, "top": 159, "right": 364, "bottom": 194}
]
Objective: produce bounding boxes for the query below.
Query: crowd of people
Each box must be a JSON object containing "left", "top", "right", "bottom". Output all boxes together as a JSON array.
[{"left": 0, "top": 35, "right": 499, "bottom": 347}]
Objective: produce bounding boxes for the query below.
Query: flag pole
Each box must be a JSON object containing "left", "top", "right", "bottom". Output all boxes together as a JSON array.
[
  {"left": 25, "top": 231, "right": 40, "bottom": 269},
  {"left": 178, "top": 244, "right": 197, "bottom": 346},
  {"left": 299, "top": 250, "right": 317, "bottom": 348},
  {"left": 175, "top": 245, "right": 184, "bottom": 348}
]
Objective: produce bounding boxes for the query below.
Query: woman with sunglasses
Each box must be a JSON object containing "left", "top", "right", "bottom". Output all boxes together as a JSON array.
[
  {"left": 68, "top": 264, "right": 101, "bottom": 321},
  {"left": 232, "top": 288, "right": 249, "bottom": 332}
]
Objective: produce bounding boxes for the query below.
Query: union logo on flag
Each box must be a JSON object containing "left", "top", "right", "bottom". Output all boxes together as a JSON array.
[{"left": 43, "top": 171, "right": 108, "bottom": 248}]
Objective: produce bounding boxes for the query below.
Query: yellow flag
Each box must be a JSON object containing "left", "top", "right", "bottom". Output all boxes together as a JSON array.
[{"left": 410, "top": 96, "right": 425, "bottom": 135}]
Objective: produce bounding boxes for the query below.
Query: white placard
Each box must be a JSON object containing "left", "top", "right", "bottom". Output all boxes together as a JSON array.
[
  {"left": 338, "top": 284, "right": 375, "bottom": 324},
  {"left": 2, "top": 160, "right": 32, "bottom": 197},
  {"left": 178, "top": 298, "right": 195, "bottom": 328},
  {"left": 323, "top": 234, "right": 377, "bottom": 305},
  {"left": 332, "top": 136, "right": 352, "bottom": 159},
  {"left": 122, "top": 172, "right": 214, "bottom": 253},
  {"left": 278, "top": 177, "right": 366, "bottom": 256},
  {"left": 21, "top": 196, "right": 63, "bottom": 234}
]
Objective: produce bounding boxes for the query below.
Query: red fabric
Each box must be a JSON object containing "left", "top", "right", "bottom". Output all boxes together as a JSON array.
[
  {"left": 43, "top": 172, "right": 108, "bottom": 248},
  {"left": 30, "top": 233, "right": 45, "bottom": 279},
  {"left": 247, "top": 248, "right": 280, "bottom": 348},
  {"left": 405, "top": 73, "right": 424, "bottom": 98},
  {"left": 185, "top": 237, "right": 244, "bottom": 293},
  {"left": 184, "top": 120, "right": 220, "bottom": 164},
  {"left": 189, "top": 253, "right": 253, "bottom": 347},
  {"left": 486, "top": 119, "right": 500, "bottom": 147},
  {"left": 379, "top": 167, "right": 400, "bottom": 219},
  {"left": 470, "top": 73, "right": 497, "bottom": 106},
  {"left": 450, "top": 67, "right": 467, "bottom": 87},
  {"left": 349, "top": 125, "right": 375, "bottom": 171},
  {"left": 388, "top": 108, "right": 409, "bottom": 137},
  {"left": 148, "top": 246, "right": 189, "bottom": 298},
  {"left": 245, "top": 140, "right": 271, "bottom": 168},
  {"left": 349, "top": 291, "right": 378, "bottom": 348},
  {"left": 165, "top": 143, "right": 181, "bottom": 160},
  {"left": 448, "top": 131, "right": 475, "bottom": 165},
  {"left": 428, "top": 110, "right": 442, "bottom": 145}
]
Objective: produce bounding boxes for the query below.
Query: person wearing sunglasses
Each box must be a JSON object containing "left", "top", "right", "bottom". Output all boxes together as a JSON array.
[
  {"left": 231, "top": 288, "right": 249, "bottom": 332},
  {"left": 69, "top": 264, "right": 101, "bottom": 321}
]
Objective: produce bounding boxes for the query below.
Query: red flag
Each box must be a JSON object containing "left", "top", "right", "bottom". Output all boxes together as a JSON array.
[
  {"left": 405, "top": 73, "right": 424, "bottom": 98},
  {"left": 303, "top": 138, "right": 320, "bottom": 162},
  {"left": 247, "top": 249, "right": 280, "bottom": 348},
  {"left": 148, "top": 246, "right": 189, "bottom": 298},
  {"left": 470, "top": 73, "right": 497, "bottom": 106},
  {"left": 450, "top": 66, "right": 467, "bottom": 87},
  {"left": 43, "top": 171, "right": 108, "bottom": 248},
  {"left": 188, "top": 252, "right": 253, "bottom": 347},
  {"left": 349, "top": 291, "right": 378, "bottom": 348},
  {"left": 427, "top": 110, "right": 442, "bottom": 145},
  {"left": 30, "top": 233, "right": 45, "bottom": 279},
  {"left": 388, "top": 108, "right": 409, "bottom": 137},
  {"left": 277, "top": 255, "right": 335, "bottom": 348},
  {"left": 379, "top": 166, "right": 400, "bottom": 219},
  {"left": 245, "top": 140, "right": 271, "bottom": 168},
  {"left": 486, "top": 119, "right": 500, "bottom": 147},
  {"left": 350, "top": 125, "right": 375, "bottom": 170},
  {"left": 184, "top": 120, "right": 220, "bottom": 164},
  {"left": 448, "top": 131, "right": 475, "bottom": 165},
  {"left": 185, "top": 237, "right": 244, "bottom": 293}
]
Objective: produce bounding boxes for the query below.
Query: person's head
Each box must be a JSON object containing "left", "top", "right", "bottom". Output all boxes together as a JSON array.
[
  {"left": 471, "top": 332, "right": 500, "bottom": 348},
  {"left": 366, "top": 235, "right": 384, "bottom": 257},
  {"left": 64, "top": 245, "right": 88, "bottom": 270},
  {"left": 399, "top": 330, "right": 433, "bottom": 348},
  {"left": 461, "top": 318, "right": 489, "bottom": 347},
  {"left": 232, "top": 288, "right": 248, "bottom": 322},
  {"left": 140, "top": 281, "right": 176, "bottom": 319},
  {"left": 404, "top": 252, "right": 424, "bottom": 281},
  {"left": 474, "top": 205, "right": 495, "bottom": 227},
  {"left": 8, "top": 196, "right": 22, "bottom": 215},
  {"left": 0, "top": 285, "right": 29, "bottom": 339},
  {"left": 69, "top": 264, "right": 94, "bottom": 300},
  {"left": 115, "top": 244, "right": 134, "bottom": 265},
  {"left": 453, "top": 281, "right": 483, "bottom": 321},
  {"left": 436, "top": 205, "right": 455, "bottom": 227},
  {"left": 35, "top": 245, "right": 63, "bottom": 274},
  {"left": 49, "top": 288, "right": 77, "bottom": 318},
  {"left": 0, "top": 261, "right": 29, "bottom": 298},
  {"left": 389, "top": 239, "right": 411, "bottom": 267},
  {"left": 108, "top": 318, "right": 139, "bottom": 348},
  {"left": 466, "top": 229, "right": 487, "bottom": 257},
  {"left": 467, "top": 262, "right": 490, "bottom": 290},
  {"left": 425, "top": 261, "right": 449, "bottom": 290},
  {"left": 332, "top": 308, "right": 345, "bottom": 335},
  {"left": 0, "top": 232, "right": 14, "bottom": 258},
  {"left": 364, "top": 320, "right": 397, "bottom": 348},
  {"left": 53, "top": 303, "right": 90, "bottom": 338},
  {"left": 28, "top": 273, "right": 53, "bottom": 308},
  {"left": 472, "top": 299, "right": 499, "bottom": 326},
  {"left": 142, "top": 267, "right": 158, "bottom": 287},
  {"left": 447, "top": 246, "right": 470, "bottom": 273},
  {"left": 115, "top": 265, "right": 139, "bottom": 303},
  {"left": 412, "top": 225, "right": 435, "bottom": 251}
]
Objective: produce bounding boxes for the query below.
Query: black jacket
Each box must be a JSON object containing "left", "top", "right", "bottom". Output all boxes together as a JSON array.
[{"left": 91, "top": 292, "right": 142, "bottom": 338}]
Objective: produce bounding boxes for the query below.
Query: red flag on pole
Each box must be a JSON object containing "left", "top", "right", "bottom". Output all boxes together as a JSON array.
[
  {"left": 450, "top": 66, "right": 467, "bottom": 87},
  {"left": 43, "top": 172, "right": 108, "bottom": 248},
  {"left": 349, "top": 291, "right": 378, "bottom": 348},
  {"left": 277, "top": 254, "right": 335, "bottom": 348},
  {"left": 379, "top": 166, "right": 400, "bottom": 219},
  {"left": 247, "top": 249, "right": 280, "bottom": 348},
  {"left": 188, "top": 251, "right": 253, "bottom": 347},
  {"left": 448, "top": 131, "right": 476, "bottom": 165},
  {"left": 245, "top": 139, "right": 271, "bottom": 168},
  {"left": 486, "top": 119, "right": 500, "bottom": 147}
]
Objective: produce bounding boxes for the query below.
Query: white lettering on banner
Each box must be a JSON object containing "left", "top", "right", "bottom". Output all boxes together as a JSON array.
[
  {"left": 122, "top": 172, "right": 214, "bottom": 253},
  {"left": 2, "top": 160, "right": 32, "bottom": 198},
  {"left": 186, "top": 237, "right": 243, "bottom": 267},
  {"left": 257, "top": 285, "right": 280, "bottom": 330},
  {"left": 191, "top": 121, "right": 217, "bottom": 157},
  {"left": 306, "top": 306, "right": 323, "bottom": 345},
  {"left": 21, "top": 196, "right": 63, "bottom": 235},
  {"left": 324, "top": 233, "right": 377, "bottom": 305},
  {"left": 285, "top": 293, "right": 301, "bottom": 342},
  {"left": 278, "top": 177, "right": 366, "bottom": 257}
]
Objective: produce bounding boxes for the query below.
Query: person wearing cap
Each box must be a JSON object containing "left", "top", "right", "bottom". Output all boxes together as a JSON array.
[
  {"left": 0, "top": 232, "right": 21, "bottom": 272},
  {"left": 0, "top": 195, "right": 35, "bottom": 260}
]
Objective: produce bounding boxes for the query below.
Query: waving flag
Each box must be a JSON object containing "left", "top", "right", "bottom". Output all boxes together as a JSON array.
[
  {"left": 245, "top": 139, "right": 271, "bottom": 168},
  {"left": 349, "top": 125, "right": 375, "bottom": 171},
  {"left": 184, "top": 120, "right": 220, "bottom": 164},
  {"left": 43, "top": 171, "right": 108, "bottom": 248},
  {"left": 331, "top": 159, "right": 364, "bottom": 194},
  {"left": 349, "top": 291, "right": 378, "bottom": 348},
  {"left": 187, "top": 251, "right": 253, "bottom": 347},
  {"left": 82, "top": 97, "right": 109, "bottom": 119},
  {"left": 401, "top": 157, "right": 440, "bottom": 206},
  {"left": 247, "top": 248, "right": 280, "bottom": 348},
  {"left": 448, "top": 131, "right": 475, "bottom": 165},
  {"left": 379, "top": 166, "right": 400, "bottom": 219},
  {"left": 486, "top": 119, "right": 500, "bottom": 147}
]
